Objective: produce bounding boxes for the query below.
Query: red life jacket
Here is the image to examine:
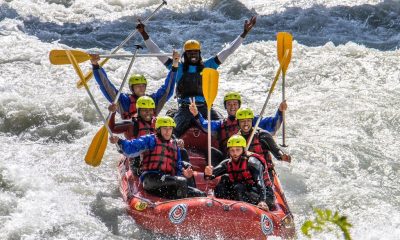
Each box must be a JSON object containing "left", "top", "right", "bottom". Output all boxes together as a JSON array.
[
  {"left": 141, "top": 136, "right": 178, "bottom": 175},
  {"left": 219, "top": 118, "right": 239, "bottom": 153},
  {"left": 241, "top": 130, "right": 274, "bottom": 170},
  {"left": 122, "top": 95, "right": 138, "bottom": 119},
  {"left": 227, "top": 152, "right": 272, "bottom": 187},
  {"left": 134, "top": 117, "right": 156, "bottom": 138}
]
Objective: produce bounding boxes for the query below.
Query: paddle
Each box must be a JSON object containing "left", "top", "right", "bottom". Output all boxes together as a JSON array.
[
  {"left": 49, "top": 49, "right": 171, "bottom": 65},
  {"left": 74, "top": 0, "right": 167, "bottom": 89},
  {"left": 86, "top": 46, "right": 141, "bottom": 166},
  {"left": 277, "top": 32, "right": 293, "bottom": 147},
  {"left": 201, "top": 68, "right": 219, "bottom": 167},
  {"left": 65, "top": 50, "right": 113, "bottom": 166},
  {"left": 245, "top": 49, "right": 290, "bottom": 151}
]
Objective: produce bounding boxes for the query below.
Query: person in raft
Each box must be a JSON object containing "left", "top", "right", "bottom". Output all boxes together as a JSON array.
[
  {"left": 235, "top": 107, "right": 291, "bottom": 183},
  {"left": 204, "top": 135, "right": 275, "bottom": 210},
  {"left": 136, "top": 16, "right": 257, "bottom": 137},
  {"left": 90, "top": 50, "right": 180, "bottom": 119},
  {"left": 189, "top": 91, "right": 288, "bottom": 165},
  {"left": 110, "top": 116, "right": 205, "bottom": 199}
]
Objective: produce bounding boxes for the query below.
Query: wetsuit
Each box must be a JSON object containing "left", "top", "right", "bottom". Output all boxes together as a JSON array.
[
  {"left": 117, "top": 134, "right": 205, "bottom": 199},
  {"left": 209, "top": 153, "right": 275, "bottom": 208}
]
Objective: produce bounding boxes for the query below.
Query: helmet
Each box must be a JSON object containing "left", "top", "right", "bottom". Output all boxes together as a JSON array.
[
  {"left": 236, "top": 107, "right": 254, "bottom": 120},
  {"left": 224, "top": 92, "right": 241, "bottom": 106},
  {"left": 155, "top": 116, "right": 176, "bottom": 129},
  {"left": 184, "top": 40, "right": 201, "bottom": 51},
  {"left": 227, "top": 135, "right": 246, "bottom": 148},
  {"left": 129, "top": 74, "right": 147, "bottom": 86},
  {"left": 136, "top": 96, "right": 155, "bottom": 109}
]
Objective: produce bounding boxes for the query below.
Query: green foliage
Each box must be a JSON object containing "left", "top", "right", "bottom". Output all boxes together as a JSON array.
[{"left": 301, "top": 208, "right": 352, "bottom": 240}]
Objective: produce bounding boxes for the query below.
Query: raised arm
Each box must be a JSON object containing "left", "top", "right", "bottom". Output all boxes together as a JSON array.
[
  {"left": 254, "top": 101, "right": 287, "bottom": 135},
  {"left": 189, "top": 101, "right": 222, "bottom": 132},
  {"left": 216, "top": 16, "right": 257, "bottom": 64},
  {"left": 152, "top": 50, "right": 180, "bottom": 115},
  {"left": 136, "top": 22, "right": 170, "bottom": 65},
  {"left": 91, "top": 54, "right": 131, "bottom": 113}
]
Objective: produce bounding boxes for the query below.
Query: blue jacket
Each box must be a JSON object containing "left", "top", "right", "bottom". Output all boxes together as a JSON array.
[
  {"left": 93, "top": 66, "right": 176, "bottom": 114},
  {"left": 118, "top": 134, "right": 183, "bottom": 176},
  {"left": 164, "top": 57, "right": 219, "bottom": 104},
  {"left": 197, "top": 110, "right": 283, "bottom": 136}
]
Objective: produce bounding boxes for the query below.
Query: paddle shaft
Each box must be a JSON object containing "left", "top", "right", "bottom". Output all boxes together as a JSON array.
[
  {"left": 77, "top": 0, "right": 167, "bottom": 88},
  {"left": 109, "top": 0, "right": 166, "bottom": 55},
  {"left": 207, "top": 109, "right": 212, "bottom": 167},
  {"left": 281, "top": 73, "right": 287, "bottom": 147},
  {"left": 246, "top": 50, "right": 289, "bottom": 151},
  {"left": 99, "top": 53, "right": 171, "bottom": 59}
]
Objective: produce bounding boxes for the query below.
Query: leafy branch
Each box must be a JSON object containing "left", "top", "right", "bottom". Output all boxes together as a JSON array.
[{"left": 301, "top": 208, "right": 352, "bottom": 240}]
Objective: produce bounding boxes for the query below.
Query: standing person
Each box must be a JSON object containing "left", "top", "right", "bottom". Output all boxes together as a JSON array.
[
  {"left": 90, "top": 50, "right": 180, "bottom": 119},
  {"left": 136, "top": 16, "right": 257, "bottom": 137},
  {"left": 110, "top": 116, "right": 205, "bottom": 199},
  {"left": 235, "top": 108, "right": 291, "bottom": 183},
  {"left": 189, "top": 92, "right": 288, "bottom": 161},
  {"left": 204, "top": 135, "right": 275, "bottom": 210}
]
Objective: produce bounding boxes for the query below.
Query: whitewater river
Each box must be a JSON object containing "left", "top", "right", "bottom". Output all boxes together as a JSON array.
[{"left": 0, "top": 0, "right": 399, "bottom": 239}]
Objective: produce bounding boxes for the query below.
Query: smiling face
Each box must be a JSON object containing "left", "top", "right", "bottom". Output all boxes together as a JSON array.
[
  {"left": 185, "top": 50, "right": 200, "bottom": 64},
  {"left": 139, "top": 108, "right": 154, "bottom": 122},
  {"left": 225, "top": 100, "right": 240, "bottom": 117},
  {"left": 238, "top": 118, "right": 252, "bottom": 134}
]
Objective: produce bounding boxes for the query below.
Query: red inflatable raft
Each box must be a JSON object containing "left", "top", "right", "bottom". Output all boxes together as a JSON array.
[{"left": 118, "top": 127, "right": 295, "bottom": 239}]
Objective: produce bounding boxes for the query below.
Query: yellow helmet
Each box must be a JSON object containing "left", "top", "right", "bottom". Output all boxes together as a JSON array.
[
  {"left": 236, "top": 107, "right": 254, "bottom": 120},
  {"left": 136, "top": 96, "right": 155, "bottom": 109},
  {"left": 155, "top": 116, "right": 176, "bottom": 129},
  {"left": 184, "top": 39, "right": 201, "bottom": 51},
  {"left": 227, "top": 135, "right": 246, "bottom": 148},
  {"left": 129, "top": 74, "right": 147, "bottom": 86},
  {"left": 224, "top": 92, "right": 241, "bottom": 105}
]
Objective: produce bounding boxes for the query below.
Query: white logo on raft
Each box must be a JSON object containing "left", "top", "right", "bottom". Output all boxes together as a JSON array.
[
  {"left": 260, "top": 214, "right": 274, "bottom": 235},
  {"left": 169, "top": 204, "right": 188, "bottom": 224}
]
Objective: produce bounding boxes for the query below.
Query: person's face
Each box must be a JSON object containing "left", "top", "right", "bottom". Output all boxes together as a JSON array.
[
  {"left": 131, "top": 84, "right": 146, "bottom": 96},
  {"left": 185, "top": 50, "right": 200, "bottom": 64},
  {"left": 225, "top": 100, "right": 240, "bottom": 117},
  {"left": 139, "top": 108, "right": 154, "bottom": 122},
  {"left": 229, "top": 147, "right": 243, "bottom": 162},
  {"left": 160, "top": 126, "right": 173, "bottom": 140},
  {"left": 238, "top": 118, "right": 252, "bottom": 133}
]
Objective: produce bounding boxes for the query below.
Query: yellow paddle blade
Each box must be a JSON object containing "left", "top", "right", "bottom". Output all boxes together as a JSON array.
[
  {"left": 76, "top": 58, "right": 110, "bottom": 89},
  {"left": 201, "top": 68, "right": 219, "bottom": 110},
  {"left": 49, "top": 49, "right": 91, "bottom": 65},
  {"left": 85, "top": 126, "right": 109, "bottom": 167},
  {"left": 277, "top": 32, "right": 293, "bottom": 74}
]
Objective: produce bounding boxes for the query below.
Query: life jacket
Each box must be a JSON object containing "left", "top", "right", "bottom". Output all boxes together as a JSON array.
[
  {"left": 227, "top": 152, "right": 272, "bottom": 187},
  {"left": 176, "top": 65, "right": 204, "bottom": 99},
  {"left": 141, "top": 136, "right": 178, "bottom": 175},
  {"left": 122, "top": 95, "right": 138, "bottom": 119},
  {"left": 219, "top": 117, "right": 239, "bottom": 153},
  {"left": 133, "top": 117, "right": 156, "bottom": 138},
  {"left": 240, "top": 130, "right": 274, "bottom": 170}
]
